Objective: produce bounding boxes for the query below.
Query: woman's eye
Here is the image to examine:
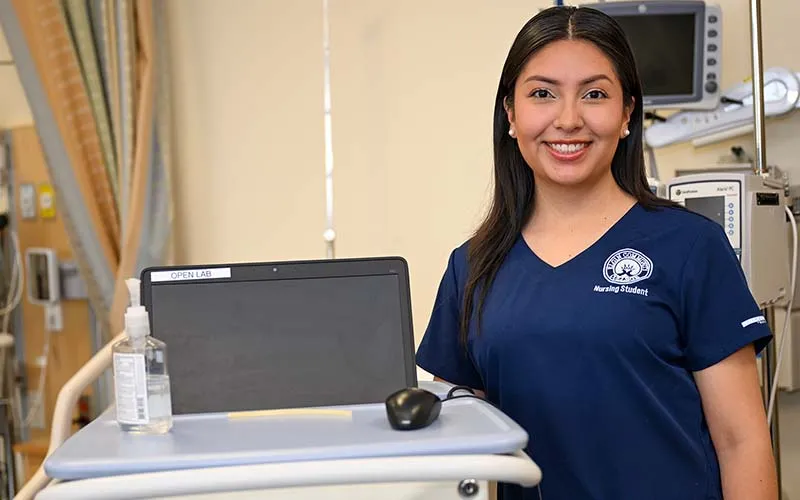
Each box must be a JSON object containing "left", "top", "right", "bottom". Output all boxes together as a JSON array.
[
  {"left": 585, "top": 89, "right": 607, "bottom": 100},
  {"left": 530, "top": 89, "right": 553, "bottom": 99}
]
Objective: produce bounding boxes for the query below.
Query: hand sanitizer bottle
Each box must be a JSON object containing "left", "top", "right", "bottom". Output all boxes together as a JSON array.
[{"left": 112, "top": 278, "right": 173, "bottom": 434}]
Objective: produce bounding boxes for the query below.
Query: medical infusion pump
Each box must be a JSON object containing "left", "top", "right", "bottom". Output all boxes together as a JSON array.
[{"left": 667, "top": 173, "right": 789, "bottom": 307}]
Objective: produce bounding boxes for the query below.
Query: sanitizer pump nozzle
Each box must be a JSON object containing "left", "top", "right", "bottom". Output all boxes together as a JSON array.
[{"left": 124, "top": 278, "right": 149, "bottom": 339}]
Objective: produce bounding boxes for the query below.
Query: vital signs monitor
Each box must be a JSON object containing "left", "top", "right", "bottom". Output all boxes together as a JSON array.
[
  {"left": 587, "top": 1, "right": 722, "bottom": 110},
  {"left": 666, "top": 173, "right": 789, "bottom": 307}
]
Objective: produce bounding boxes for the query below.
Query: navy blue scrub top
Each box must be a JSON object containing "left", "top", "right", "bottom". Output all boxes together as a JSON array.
[{"left": 416, "top": 203, "right": 772, "bottom": 500}]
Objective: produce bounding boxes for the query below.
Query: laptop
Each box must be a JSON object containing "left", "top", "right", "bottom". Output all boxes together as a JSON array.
[{"left": 139, "top": 257, "right": 417, "bottom": 415}]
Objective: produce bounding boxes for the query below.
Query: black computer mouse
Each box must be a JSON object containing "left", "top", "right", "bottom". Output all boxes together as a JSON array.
[{"left": 385, "top": 387, "right": 442, "bottom": 430}]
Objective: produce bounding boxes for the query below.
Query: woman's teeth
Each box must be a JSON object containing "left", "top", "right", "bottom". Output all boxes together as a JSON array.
[{"left": 548, "top": 143, "right": 588, "bottom": 153}]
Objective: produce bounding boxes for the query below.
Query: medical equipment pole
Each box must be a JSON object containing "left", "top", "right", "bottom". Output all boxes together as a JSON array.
[
  {"left": 322, "top": 0, "right": 336, "bottom": 259},
  {"left": 748, "top": 0, "right": 781, "bottom": 488},
  {"left": 749, "top": 0, "right": 767, "bottom": 177}
]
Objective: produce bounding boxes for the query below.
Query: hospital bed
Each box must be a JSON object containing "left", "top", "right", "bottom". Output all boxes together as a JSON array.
[{"left": 15, "top": 333, "right": 542, "bottom": 500}]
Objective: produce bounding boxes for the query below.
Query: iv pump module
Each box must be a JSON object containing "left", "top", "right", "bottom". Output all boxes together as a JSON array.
[{"left": 112, "top": 278, "right": 173, "bottom": 434}]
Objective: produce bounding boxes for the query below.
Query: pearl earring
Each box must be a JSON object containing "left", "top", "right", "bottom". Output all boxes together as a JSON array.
[
  {"left": 622, "top": 129, "right": 630, "bottom": 138},
  {"left": 509, "top": 128, "right": 516, "bottom": 138}
]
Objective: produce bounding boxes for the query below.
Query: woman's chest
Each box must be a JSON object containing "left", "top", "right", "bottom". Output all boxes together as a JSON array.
[{"left": 468, "top": 249, "right": 685, "bottom": 366}]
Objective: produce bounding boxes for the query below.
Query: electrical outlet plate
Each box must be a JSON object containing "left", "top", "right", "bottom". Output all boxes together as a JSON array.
[
  {"left": 38, "top": 183, "right": 55, "bottom": 219},
  {"left": 44, "top": 303, "right": 63, "bottom": 332},
  {"left": 59, "top": 261, "right": 88, "bottom": 300},
  {"left": 19, "top": 183, "right": 36, "bottom": 219}
]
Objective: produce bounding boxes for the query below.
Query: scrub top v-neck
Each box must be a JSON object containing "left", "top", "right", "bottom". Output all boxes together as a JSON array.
[{"left": 416, "top": 203, "right": 772, "bottom": 500}]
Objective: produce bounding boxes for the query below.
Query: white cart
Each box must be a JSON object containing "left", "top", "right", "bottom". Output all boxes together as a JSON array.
[{"left": 16, "top": 336, "right": 542, "bottom": 499}]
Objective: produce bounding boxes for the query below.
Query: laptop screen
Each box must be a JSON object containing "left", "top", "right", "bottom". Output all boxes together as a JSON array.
[{"left": 144, "top": 262, "right": 414, "bottom": 415}]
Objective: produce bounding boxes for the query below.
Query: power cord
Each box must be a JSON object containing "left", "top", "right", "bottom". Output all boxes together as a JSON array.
[
  {"left": 444, "top": 385, "right": 498, "bottom": 408},
  {"left": 767, "top": 205, "right": 798, "bottom": 425}
]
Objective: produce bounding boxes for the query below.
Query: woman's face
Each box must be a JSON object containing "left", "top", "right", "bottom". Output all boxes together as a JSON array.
[{"left": 506, "top": 39, "right": 633, "bottom": 189}]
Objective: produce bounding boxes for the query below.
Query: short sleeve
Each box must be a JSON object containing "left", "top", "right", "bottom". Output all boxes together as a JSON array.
[
  {"left": 681, "top": 225, "right": 773, "bottom": 371},
  {"left": 415, "top": 249, "right": 485, "bottom": 390}
]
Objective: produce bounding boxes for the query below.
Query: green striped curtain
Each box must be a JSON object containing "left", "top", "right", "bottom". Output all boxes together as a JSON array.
[{"left": 0, "top": 0, "right": 174, "bottom": 343}]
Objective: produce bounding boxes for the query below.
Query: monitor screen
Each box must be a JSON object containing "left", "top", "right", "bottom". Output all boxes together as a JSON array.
[
  {"left": 685, "top": 196, "right": 726, "bottom": 228},
  {"left": 613, "top": 13, "right": 696, "bottom": 97},
  {"left": 147, "top": 273, "right": 411, "bottom": 415}
]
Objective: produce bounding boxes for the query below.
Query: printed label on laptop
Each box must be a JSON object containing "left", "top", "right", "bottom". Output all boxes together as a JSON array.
[{"left": 150, "top": 268, "right": 231, "bottom": 282}]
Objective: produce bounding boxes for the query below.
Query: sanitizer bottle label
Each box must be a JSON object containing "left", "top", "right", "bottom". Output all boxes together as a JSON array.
[{"left": 113, "top": 353, "right": 150, "bottom": 424}]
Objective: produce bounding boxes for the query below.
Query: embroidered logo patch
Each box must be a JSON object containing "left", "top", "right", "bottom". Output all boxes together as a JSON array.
[{"left": 603, "top": 248, "right": 653, "bottom": 285}]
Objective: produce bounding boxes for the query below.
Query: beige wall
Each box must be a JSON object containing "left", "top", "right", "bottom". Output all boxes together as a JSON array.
[{"left": 166, "top": 1, "right": 327, "bottom": 265}]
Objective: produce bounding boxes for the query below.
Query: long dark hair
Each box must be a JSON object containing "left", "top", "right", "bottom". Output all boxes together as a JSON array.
[{"left": 459, "top": 6, "right": 679, "bottom": 345}]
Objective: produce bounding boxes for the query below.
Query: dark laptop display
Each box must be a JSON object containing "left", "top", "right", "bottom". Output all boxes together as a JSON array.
[{"left": 140, "top": 258, "right": 417, "bottom": 415}]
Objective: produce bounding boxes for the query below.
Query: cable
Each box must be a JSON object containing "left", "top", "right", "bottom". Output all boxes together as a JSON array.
[
  {"left": 0, "top": 230, "right": 22, "bottom": 416},
  {"left": 444, "top": 385, "right": 501, "bottom": 411},
  {"left": 21, "top": 330, "right": 50, "bottom": 429},
  {"left": 767, "top": 205, "right": 798, "bottom": 424},
  {"left": 0, "top": 231, "right": 23, "bottom": 321},
  {"left": 0, "top": 229, "right": 51, "bottom": 430},
  {"left": 442, "top": 385, "right": 500, "bottom": 410}
]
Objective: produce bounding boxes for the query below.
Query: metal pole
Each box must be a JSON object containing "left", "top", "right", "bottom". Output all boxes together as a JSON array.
[
  {"left": 748, "top": 0, "right": 781, "bottom": 488},
  {"left": 322, "top": 0, "right": 336, "bottom": 259},
  {"left": 749, "top": 0, "right": 768, "bottom": 177},
  {"left": 762, "top": 307, "right": 782, "bottom": 490}
]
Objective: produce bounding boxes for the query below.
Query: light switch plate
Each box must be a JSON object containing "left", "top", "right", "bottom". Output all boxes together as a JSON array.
[
  {"left": 19, "top": 184, "right": 35, "bottom": 219},
  {"left": 38, "top": 183, "right": 55, "bottom": 219}
]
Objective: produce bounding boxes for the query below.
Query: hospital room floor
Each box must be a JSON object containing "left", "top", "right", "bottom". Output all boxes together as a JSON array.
[{"left": 780, "top": 391, "right": 800, "bottom": 500}]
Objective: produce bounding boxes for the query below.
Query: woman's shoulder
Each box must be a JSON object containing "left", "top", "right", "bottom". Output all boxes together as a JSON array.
[
  {"left": 632, "top": 203, "right": 741, "bottom": 271},
  {"left": 444, "top": 239, "right": 471, "bottom": 282},
  {"left": 638, "top": 203, "right": 728, "bottom": 239}
]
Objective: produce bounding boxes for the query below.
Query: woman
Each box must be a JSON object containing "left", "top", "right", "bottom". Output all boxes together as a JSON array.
[{"left": 415, "top": 6, "right": 778, "bottom": 500}]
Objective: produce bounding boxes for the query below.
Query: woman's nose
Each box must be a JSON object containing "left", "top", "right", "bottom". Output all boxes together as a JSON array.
[{"left": 553, "top": 101, "right": 584, "bottom": 131}]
